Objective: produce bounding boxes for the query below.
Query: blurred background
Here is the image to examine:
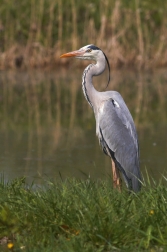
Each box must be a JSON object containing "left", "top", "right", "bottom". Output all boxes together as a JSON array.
[
  {"left": 0, "top": 0, "right": 167, "bottom": 69},
  {"left": 0, "top": 0, "right": 167, "bottom": 184}
]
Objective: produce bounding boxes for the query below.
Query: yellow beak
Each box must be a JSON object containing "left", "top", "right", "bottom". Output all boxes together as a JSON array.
[{"left": 60, "top": 50, "right": 85, "bottom": 58}]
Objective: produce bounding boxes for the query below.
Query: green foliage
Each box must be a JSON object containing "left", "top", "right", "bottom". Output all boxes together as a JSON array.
[
  {"left": 0, "top": 0, "right": 167, "bottom": 68},
  {"left": 0, "top": 176, "right": 167, "bottom": 251},
  {"left": 0, "top": 0, "right": 167, "bottom": 50}
]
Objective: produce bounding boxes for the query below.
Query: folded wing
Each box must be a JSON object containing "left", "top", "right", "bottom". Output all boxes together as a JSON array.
[{"left": 97, "top": 97, "right": 141, "bottom": 192}]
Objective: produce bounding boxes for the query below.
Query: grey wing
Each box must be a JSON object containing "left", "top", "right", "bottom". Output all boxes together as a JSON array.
[{"left": 97, "top": 97, "right": 141, "bottom": 192}]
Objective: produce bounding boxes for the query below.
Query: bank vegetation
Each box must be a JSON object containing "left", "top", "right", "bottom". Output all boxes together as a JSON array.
[
  {"left": 0, "top": 0, "right": 167, "bottom": 70},
  {"left": 0, "top": 177, "right": 167, "bottom": 251}
]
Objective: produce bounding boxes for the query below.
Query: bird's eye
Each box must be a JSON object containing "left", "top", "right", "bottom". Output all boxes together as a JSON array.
[{"left": 86, "top": 49, "right": 92, "bottom": 53}]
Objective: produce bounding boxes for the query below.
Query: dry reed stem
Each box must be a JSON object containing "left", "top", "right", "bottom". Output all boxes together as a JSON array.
[
  {"left": 58, "top": 0, "right": 63, "bottom": 48},
  {"left": 47, "top": 2, "right": 55, "bottom": 48},
  {"left": 27, "top": 0, "right": 36, "bottom": 46},
  {"left": 107, "top": 0, "right": 127, "bottom": 67},
  {"left": 0, "top": 0, "right": 167, "bottom": 69},
  {"left": 135, "top": 0, "right": 144, "bottom": 68},
  {"left": 71, "top": 0, "right": 78, "bottom": 50},
  {"left": 97, "top": 15, "right": 107, "bottom": 48},
  {"left": 36, "top": 0, "right": 44, "bottom": 42}
]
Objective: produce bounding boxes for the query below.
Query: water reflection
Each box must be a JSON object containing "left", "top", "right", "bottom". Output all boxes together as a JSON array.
[{"left": 0, "top": 69, "right": 167, "bottom": 184}]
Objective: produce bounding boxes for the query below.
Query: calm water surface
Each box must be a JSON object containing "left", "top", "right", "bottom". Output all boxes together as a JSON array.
[{"left": 0, "top": 69, "right": 167, "bottom": 184}]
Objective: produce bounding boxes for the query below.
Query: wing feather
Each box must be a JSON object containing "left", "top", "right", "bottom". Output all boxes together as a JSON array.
[{"left": 97, "top": 97, "right": 141, "bottom": 191}]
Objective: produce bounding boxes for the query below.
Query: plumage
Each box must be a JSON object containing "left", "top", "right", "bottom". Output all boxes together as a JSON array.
[
  {"left": 97, "top": 94, "right": 141, "bottom": 192},
  {"left": 60, "top": 44, "right": 142, "bottom": 192}
]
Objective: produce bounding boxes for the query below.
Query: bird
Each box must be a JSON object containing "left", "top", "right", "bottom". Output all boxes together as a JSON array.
[{"left": 60, "top": 44, "right": 142, "bottom": 192}]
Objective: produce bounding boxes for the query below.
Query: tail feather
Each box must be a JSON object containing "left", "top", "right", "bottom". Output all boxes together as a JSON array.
[{"left": 131, "top": 171, "right": 142, "bottom": 192}]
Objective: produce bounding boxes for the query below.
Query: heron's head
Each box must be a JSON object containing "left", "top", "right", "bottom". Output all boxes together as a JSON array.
[
  {"left": 60, "top": 44, "right": 110, "bottom": 87},
  {"left": 60, "top": 44, "right": 105, "bottom": 61},
  {"left": 60, "top": 45, "right": 110, "bottom": 86}
]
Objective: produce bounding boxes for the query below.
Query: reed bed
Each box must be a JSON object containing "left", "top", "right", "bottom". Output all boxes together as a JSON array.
[
  {"left": 0, "top": 0, "right": 167, "bottom": 69},
  {"left": 0, "top": 176, "right": 167, "bottom": 251}
]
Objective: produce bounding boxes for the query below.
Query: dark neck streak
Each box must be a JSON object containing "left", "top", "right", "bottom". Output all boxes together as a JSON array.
[{"left": 82, "top": 64, "right": 97, "bottom": 109}]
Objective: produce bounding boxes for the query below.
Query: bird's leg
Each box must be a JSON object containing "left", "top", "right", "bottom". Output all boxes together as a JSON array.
[{"left": 111, "top": 159, "right": 122, "bottom": 191}]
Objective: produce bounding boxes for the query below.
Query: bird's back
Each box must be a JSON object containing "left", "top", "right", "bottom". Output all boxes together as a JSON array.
[{"left": 94, "top": 91, "right": 141, "bottom": 192}]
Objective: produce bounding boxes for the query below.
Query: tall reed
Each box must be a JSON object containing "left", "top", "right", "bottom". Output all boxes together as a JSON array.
[{"left": 0, "top": 0, "right": 167, "bottom": 69}]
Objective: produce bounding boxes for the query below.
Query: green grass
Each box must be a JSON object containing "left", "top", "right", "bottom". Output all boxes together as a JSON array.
[{"left": 0, "top": 176, "right": 167, "bottom": 251}]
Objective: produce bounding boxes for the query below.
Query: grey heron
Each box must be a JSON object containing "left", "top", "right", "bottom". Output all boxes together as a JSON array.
[{"left": 60, "top": 44, "right": 141, "bottom": 192}]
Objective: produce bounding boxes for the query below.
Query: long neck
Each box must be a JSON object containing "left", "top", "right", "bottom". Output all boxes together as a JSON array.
[{"left": 82, "top": 58, "right": 106, "bottom": 109}]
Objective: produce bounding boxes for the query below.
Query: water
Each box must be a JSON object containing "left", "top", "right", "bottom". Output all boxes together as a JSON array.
[{"left": 0, "top": 69, "right": 167, "bottom": 184}]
